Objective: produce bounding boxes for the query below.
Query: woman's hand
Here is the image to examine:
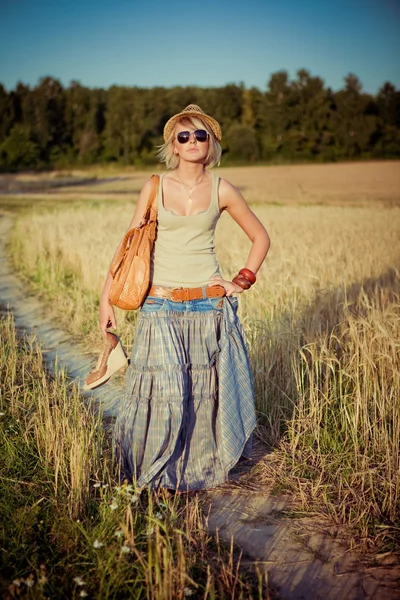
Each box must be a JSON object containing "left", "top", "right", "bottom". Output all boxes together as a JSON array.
[
  {"left": 209, "top": 276, "right": 244, "bottom": 297},
  {"left": 99, "top": 300, "right": 117, "bottom": 335}
]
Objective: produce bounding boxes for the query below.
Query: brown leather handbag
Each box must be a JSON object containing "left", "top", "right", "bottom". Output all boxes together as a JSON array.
[{"left": 109, "top": 174, "right": 159, "bottom": 310}]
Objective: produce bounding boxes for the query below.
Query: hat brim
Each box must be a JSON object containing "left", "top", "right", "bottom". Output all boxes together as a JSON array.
[{"left": 163, "top": 110, "right": 222, "bottom": 142}]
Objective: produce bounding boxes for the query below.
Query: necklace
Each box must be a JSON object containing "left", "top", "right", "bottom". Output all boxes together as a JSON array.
[{"left": 176, "top": 172, "right": 205, "bottom": 205}]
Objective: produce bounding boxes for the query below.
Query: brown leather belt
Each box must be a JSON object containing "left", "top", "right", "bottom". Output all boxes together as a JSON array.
[{"left": 147, "top": 284, "right": 225, "bottom": 302}]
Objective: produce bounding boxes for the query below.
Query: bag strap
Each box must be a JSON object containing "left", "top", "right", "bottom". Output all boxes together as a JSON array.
[
  {"left": 142, "top": 174, "right": 159, "bottom": 225},
  {"left": 109, "top": 175, "right": 160, "bottom": 276}
]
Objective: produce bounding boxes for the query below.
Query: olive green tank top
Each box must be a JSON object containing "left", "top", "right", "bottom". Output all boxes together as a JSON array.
[{"left": 150, "top": 171, "right": 222, "bottom": 287}]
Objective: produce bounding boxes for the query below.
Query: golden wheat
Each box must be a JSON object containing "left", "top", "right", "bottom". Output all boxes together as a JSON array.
[{"left": 5, "top": 162, "right": 400, "bottom": 546}]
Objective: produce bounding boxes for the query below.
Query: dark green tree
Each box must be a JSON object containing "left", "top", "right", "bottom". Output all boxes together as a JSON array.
[
  {"left": 65, "top": 81, "right": 105, "bottom": 164},
  {"left": 0, "top": 85, "right": 16, "bottom": 144},
  {"left": 332, "top": 74, "right": 378, "bottom": 158},
  {"left": 226, "top": 123, "right": 259, "bottom": 161},
  {"left": 0, "top": 71, "right": 399, "bottom": 169},
  {"left": 17, "top": 77, "right": 66, "bottom": 163},
  {"left": 0, "top": 123, "right": 39, "bottom": 169},
  {"left": 377, "top": 82, "right": 400, "bottom": 128}
]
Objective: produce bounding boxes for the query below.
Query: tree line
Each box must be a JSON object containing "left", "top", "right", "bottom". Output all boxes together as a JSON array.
[{"left": 0, "top": 70, "right": 399, "bottom": 170}]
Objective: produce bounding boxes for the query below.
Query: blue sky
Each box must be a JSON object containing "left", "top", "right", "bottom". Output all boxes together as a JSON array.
[{"left": 0, "top": 0, "right": 399, "bottom": 94}]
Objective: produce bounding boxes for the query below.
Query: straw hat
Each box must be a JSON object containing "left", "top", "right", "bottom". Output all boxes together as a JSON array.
[{"left": 163, "top": 104, "right": 222, "bottom": 142}]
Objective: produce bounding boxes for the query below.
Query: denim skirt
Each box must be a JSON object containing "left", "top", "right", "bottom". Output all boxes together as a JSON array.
[{"left": 114, "top": 294, "right": 255, "bottom": 491}]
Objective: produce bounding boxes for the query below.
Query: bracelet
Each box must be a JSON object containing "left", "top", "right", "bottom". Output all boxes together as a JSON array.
[
  {"left": 232, "top": 274, "right": 252, "bottom": 290},
  {"left": 239, "top": 268, "right": 256, "bottom": 284},
  {"left": 232, "top": 267, "right": 257, "bottom": 290}
]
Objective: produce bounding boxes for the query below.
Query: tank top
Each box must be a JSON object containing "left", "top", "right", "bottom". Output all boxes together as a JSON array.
[{"left": 150, "top": 171, "right": 222, "bottom": 287}]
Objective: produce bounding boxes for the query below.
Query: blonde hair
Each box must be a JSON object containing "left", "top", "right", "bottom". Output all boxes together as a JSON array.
[{"left": 157, "top": 116, "right": 222, "bottom": 169}]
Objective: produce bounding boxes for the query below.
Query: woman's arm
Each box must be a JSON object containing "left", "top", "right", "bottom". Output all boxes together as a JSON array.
[
  {"left": 210, "top": 178, "right": 270, "bottom": 296},
  {"left": 99, "top": 177, "right": 155, "bottom": 334}
]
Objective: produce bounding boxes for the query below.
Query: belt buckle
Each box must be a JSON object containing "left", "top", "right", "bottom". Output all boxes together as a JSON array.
[{"left": 170, "top": 287, "right": 183, "bottom": 302}]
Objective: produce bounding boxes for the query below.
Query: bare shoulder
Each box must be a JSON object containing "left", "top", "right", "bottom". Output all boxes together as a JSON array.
[
  {"left": 137, "top": 174, "right": 160, "bottom": 204},
  {"left": 141, "top": 174, "right": 159, "bottom": 197},
  {"left": 218, "top": 176, "right": 238, "bottom": 195},
  {"left": 127, "top": 174, "right": 160, "bottom": 228},
  {"left": 218, "top": 176, "right": 247, "bottom": 210}
]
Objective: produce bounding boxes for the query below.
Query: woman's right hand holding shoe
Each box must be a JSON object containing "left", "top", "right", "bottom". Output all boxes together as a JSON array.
[
  {"left": 99, "top": 272, "right": 117, "bottom": 335},
  {"left": 100, "top": 300, "right": 117, "bottom": 335}
]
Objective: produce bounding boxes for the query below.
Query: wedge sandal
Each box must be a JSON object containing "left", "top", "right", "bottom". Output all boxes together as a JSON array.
[{"left": 84, "top": 332, "right": 128, "bottom": 390}]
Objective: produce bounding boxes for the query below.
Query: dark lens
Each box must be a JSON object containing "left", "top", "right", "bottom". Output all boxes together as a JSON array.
[
  {"left": 194, "top": 129, "right": 208, "bottom": 142},
  {"left": 177, "top": 131, "right": 190, "bottom": 144}
]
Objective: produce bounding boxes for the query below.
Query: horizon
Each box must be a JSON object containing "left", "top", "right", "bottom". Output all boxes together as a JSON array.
[{"left": 1, "top": 69, "right": 398, "bottom": 95}]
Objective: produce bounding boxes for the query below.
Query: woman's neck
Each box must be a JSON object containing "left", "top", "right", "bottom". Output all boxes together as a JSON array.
[{"left": 176, "top": 163, "right": 205, "bottom": 182}]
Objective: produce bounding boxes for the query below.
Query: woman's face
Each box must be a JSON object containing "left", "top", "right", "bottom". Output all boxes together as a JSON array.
[{"left": 173, "top": 122, "right": 210, "bottom": 164}]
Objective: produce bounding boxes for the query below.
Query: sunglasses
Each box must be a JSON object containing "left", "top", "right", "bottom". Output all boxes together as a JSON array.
[{"left": 176, "top": 129, "right": 209, "bottom": 144}]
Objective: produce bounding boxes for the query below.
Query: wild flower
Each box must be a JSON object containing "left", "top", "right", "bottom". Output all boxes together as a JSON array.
[
  {"left": 120, "top": 545, "right": 130, "bottom": 554},
  {"left": 155, "top": 511, "right": 163, "bottom": 520},
  {"left": 130, "top": 494, "right": 139, "bottom": 504},
  {"left": 0, "top": 412, "right": 5, "bottom": 416},
  {"left": 109, "top": 501, "right": 118, "bottom": 510},
  {"left": 38, "top": 564, "right": 47, "bottom": 585},
  {"left": 26, "top": 574, "right": 35, "bottom": 588},
  {"left": 80, "top": 591, "right": 88, "bottom": 598},
  {"left": 146, "top": 526, "right": 154, "bottom": 536},
  {"left": 73, "top": 576, "right": 85, "bottom": 586},
  {"left": 93, "top": 539, "right": 104, "bottom": 549},
  {"left": 93, "top": 483, "right": 101, "bottom": 488},
  {"left": 12, "top": 579, "right": 22, "bottom": 587},
  {"left": 114, "top": 529, "right": 124, "bottom": 538},
  {"left": 184, "top": 587, "right": 194, "bottom": 596}
]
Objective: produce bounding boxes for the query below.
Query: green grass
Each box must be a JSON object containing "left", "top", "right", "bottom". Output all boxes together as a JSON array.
[{"left": 0, "top": 311, "right": 267, "bottom": 599}]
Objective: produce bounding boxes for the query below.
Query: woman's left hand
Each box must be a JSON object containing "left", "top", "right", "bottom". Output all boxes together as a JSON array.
[{"left": 209, "top": 276, "right": 244, "bottom": 297}]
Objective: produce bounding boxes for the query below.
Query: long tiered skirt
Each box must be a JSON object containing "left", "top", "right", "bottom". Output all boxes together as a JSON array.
[{"left": 114, "top": 297, "right": 256, "bottom": 491}]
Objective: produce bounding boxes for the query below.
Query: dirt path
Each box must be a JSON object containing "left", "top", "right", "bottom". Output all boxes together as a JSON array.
[{"left": 1, "top": 213, "right": 398, "bottom": 600}]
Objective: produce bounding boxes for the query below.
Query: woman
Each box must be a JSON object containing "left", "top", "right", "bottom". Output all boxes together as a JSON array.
[{"left": 99, "top": 104, "right": 270, "bottom": 491}]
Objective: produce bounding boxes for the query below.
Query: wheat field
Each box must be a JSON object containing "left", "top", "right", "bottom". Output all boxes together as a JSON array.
[{"left": 5, "top": 161, "right": 400, "bottom": 550}]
